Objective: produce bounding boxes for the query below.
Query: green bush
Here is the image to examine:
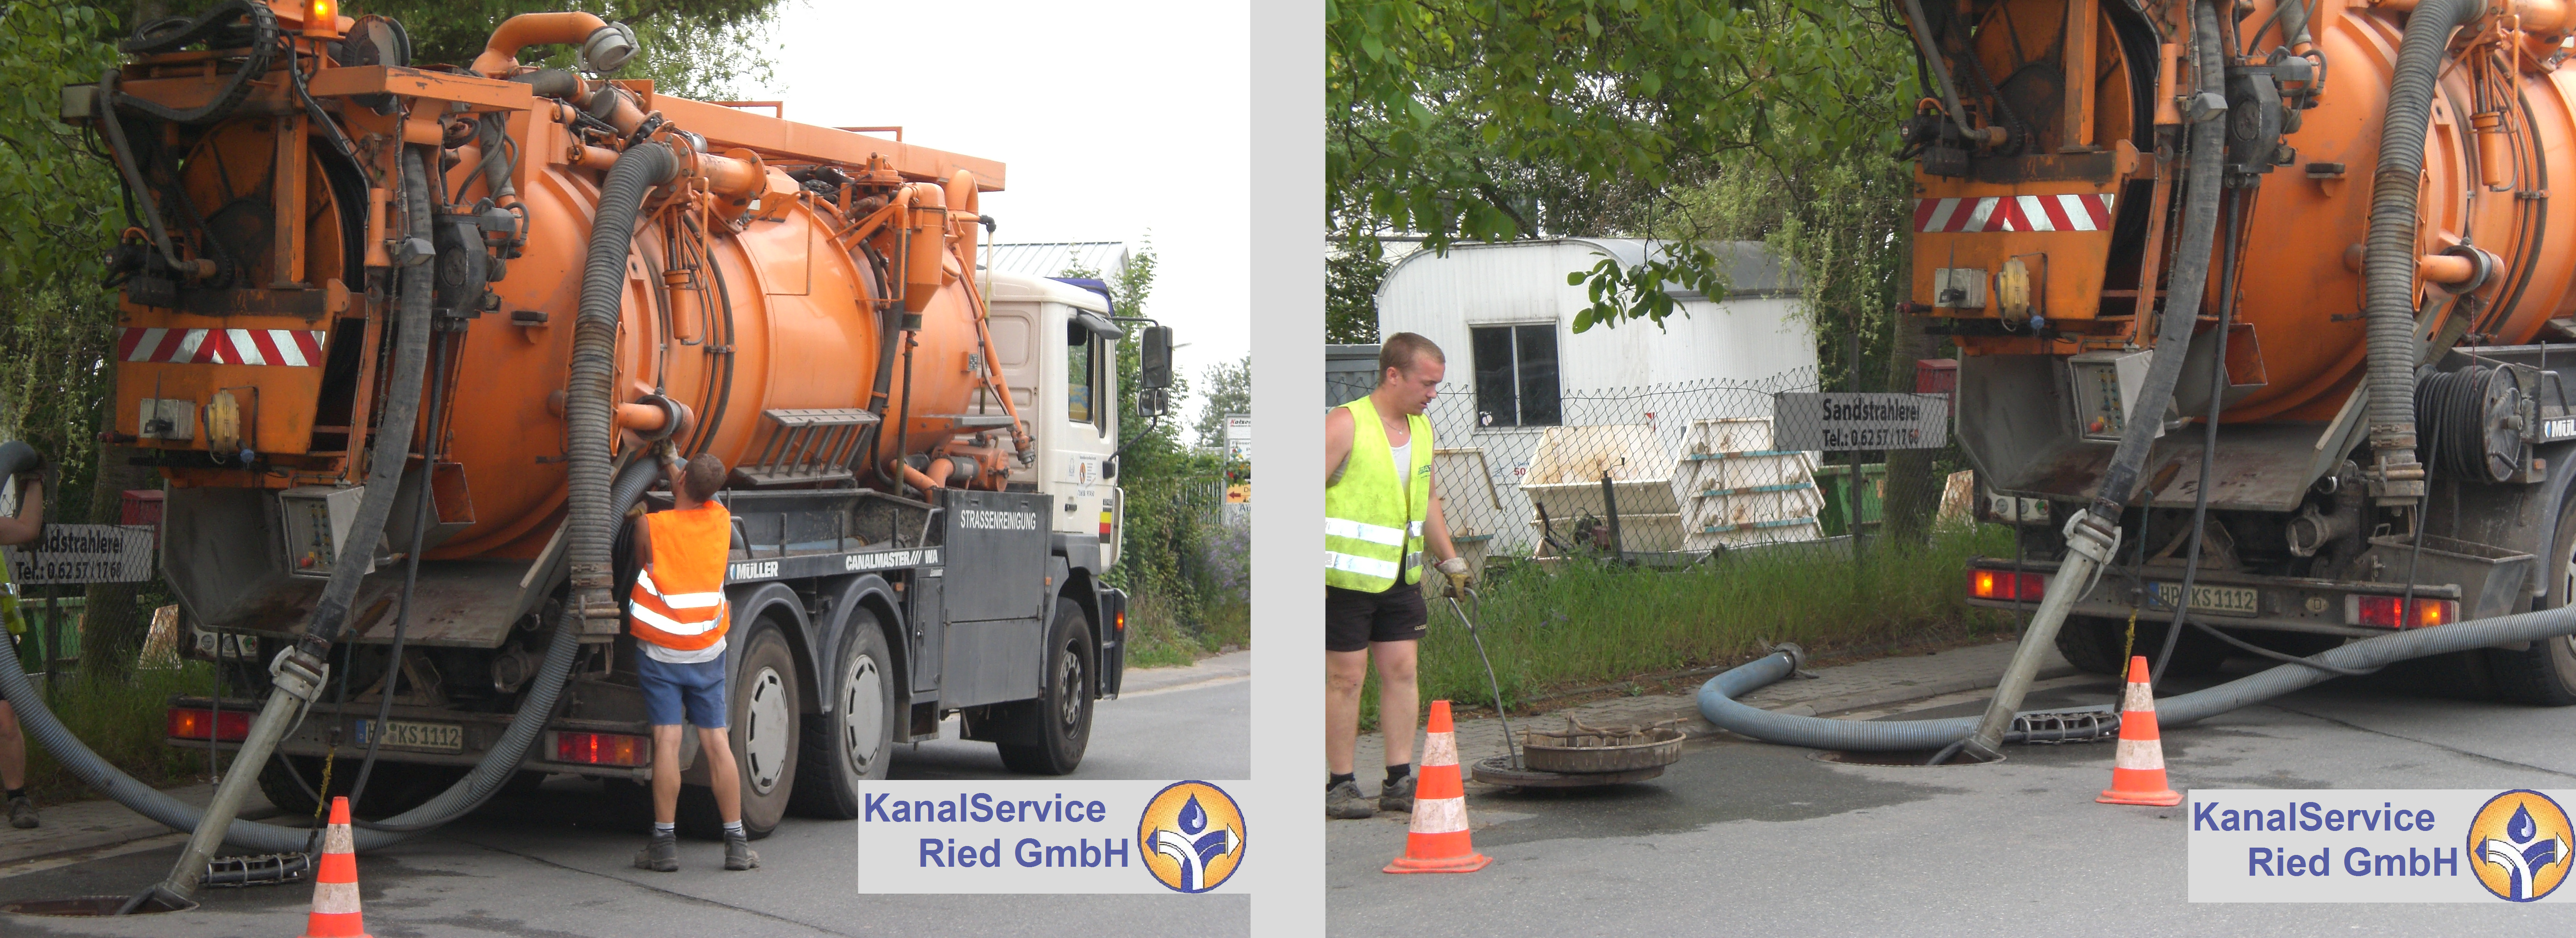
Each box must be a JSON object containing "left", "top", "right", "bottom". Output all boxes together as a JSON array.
[
  {"left": 16, "top": 662, "right": 214, "bottom": 806},
  {"left": 1359, "top": 522, "right": 2017, "bottom": 728}
]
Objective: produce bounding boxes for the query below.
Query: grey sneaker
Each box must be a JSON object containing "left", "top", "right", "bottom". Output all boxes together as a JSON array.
[
  {"left": 633, "top": 832, "right": 678, "bottom": 872},
  {"left": 724, "top": 833, "right": 760, "bottom": 870},
  {"left": 7, "top": 796, "right": 35, "bottom": 829},
  {"left": 1325, "top": 779, "right": 1374, "bottom": 819},
  {"left": 1380, "top": 774, "right": 1416, "bottom": 813}
]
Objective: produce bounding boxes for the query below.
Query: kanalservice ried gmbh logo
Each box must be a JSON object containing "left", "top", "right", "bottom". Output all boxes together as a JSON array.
[
  {"left": 1137, "top": 780, "right": 1244, "bottom": 893},
  {"left": 2468, "top": 789, "right": 2572, "bottom": 901}
]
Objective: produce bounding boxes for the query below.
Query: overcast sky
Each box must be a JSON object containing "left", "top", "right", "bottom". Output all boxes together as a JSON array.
[{"left": 749, "top": 1, "right": 1251, "bottom": 430}]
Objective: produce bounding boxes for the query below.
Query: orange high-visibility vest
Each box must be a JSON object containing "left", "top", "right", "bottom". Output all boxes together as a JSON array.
[{"left": 629, "top": 502, "right": 732, "bottom": 652}]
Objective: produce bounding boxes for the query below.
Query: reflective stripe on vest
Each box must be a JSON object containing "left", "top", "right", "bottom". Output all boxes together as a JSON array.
[
  {"left": 1324, "top": 394, "right": 1433, "bottom": 590},
  {"left": 630, "top": 503, "right": 732, "bottom": 651}
]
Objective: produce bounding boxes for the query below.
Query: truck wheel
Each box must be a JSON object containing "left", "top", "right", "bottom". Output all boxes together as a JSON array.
[
  {"left": 997, "top": 598, "right": 1093, "bottom": 775},
  {"left": 2053, "top": 615, "right": 2228, "bottom": 679},
  {"left": 2491, "top": 498, "right": 2576, "bottom": 705},
  {"left": 682, "top": 616, "right": 803, "bottom": 838},
  {"left": 257, "top": 755, "right": 322, "bottom": 819},
  {"left": 2052, "top": 616, "right": 2131, "bottom": 676},
  {"left": 789, "top": 611, "right": 894, "bottom": 820}
]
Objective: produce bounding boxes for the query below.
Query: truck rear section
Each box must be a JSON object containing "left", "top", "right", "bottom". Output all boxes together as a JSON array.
[
  {"left": 1904, "top": 0, "right": 2576, "bottom": 701},
  {"left": 173, "top": 485, "right": 1128, "bottom": 833}
]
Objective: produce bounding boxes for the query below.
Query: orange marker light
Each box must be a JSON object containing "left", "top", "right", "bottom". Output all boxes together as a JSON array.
[{"left": 304, "top": 0, "right": 340, "bottom": 38}]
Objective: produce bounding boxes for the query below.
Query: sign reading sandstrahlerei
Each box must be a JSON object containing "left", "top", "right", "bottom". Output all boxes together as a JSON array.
[
  {"left": 1773, "top": 392, "right": 1951, "bottom": 451},
  {"left": 2, "top": 524, "right": 157, "bottom": 585}
]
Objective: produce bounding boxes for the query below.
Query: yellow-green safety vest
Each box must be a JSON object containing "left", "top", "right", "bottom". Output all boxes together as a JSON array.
[{"left": 1325, "top": 394, "right": 1433, "bottom": 590}]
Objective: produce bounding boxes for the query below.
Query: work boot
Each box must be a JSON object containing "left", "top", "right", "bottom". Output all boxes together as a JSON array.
[
  {"left": 724, "top": 831, "right": 760, "bottom": 871},
  {"left": 1380, "top": 773, "right": 1416, "bottom": 813},
  {"left": 1325, "top": 779, "right": 1373, "bottom": 820},
  {"left": 7, "top": 796, "right": 35, "bottom": 829},
  {"left": 633, "top": 831, "right": 678, "bottom": 872}
]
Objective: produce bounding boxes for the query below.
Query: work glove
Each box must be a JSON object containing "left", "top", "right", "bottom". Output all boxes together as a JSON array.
[{"left": 1436, "top": 556, "right": 1472, "bottom": 600}]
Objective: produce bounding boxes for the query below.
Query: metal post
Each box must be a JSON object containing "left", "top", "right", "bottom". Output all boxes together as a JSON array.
[
  {"left": 1850, "top": 305, "right": 1865, "bottom": 591},
  {"left": 42, "top": 584, "right": 57, "bottom": 696}
]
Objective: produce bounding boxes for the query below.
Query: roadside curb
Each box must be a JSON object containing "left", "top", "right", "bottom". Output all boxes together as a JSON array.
[{"left": 0, "top": 784, "right": 283, "bottom": 870}]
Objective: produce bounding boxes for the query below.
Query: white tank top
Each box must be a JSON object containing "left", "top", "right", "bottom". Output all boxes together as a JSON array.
[{"left": 1389, "top": 438, "right": 1411, "bottom": 478}]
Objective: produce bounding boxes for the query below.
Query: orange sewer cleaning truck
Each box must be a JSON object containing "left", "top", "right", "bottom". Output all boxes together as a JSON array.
[
  {"left": 1905, "top": 0, "right": 2576, "bottom": 707},
  {"left": 54, "top": 1, "right": 1170, "bottom": 839}
]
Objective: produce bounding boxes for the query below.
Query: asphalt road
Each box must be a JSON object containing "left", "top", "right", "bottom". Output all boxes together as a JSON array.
[
  {"left": 0, "top": 664, "right": 1249, "bottom": 938},
  {"left": 1327, "top": 662, "right": 2576, "bottom": 935}
]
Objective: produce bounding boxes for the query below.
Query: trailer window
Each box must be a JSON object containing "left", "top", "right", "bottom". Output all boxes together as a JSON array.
[{"left": 1471, "top": 324, "right": 1560, "bottom": 427}]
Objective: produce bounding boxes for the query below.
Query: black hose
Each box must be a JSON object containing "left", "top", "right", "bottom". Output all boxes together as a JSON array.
[
  {"left": 566, "top": 143, "right": 679, "bottom": 627},
  {"left": 2151, "top": 185, "right": 2251, "bottom": 686},
  {"left": 344, "top": 328, "right": 450, "bottom": 809},
  {"left": 111, "top": 0, "right": 277, "bottom": 126},
  {"left": 305, "top": 148, "right": 437, "bottom": 649},
  {"left": 94, "top": 70, "right": 186, "bottom": 275},
  {"left": 2363, "top": 0, "right": 2485, "bottom": 494}
]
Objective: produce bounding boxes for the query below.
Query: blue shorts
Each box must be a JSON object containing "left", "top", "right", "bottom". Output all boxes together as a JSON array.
[{"left": 635, "top": 652, "right": 728, "bottom": 729}]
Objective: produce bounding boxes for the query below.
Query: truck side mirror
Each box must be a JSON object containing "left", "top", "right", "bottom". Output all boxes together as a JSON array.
[
  {"left": 1140, "top": 326, "right": 1173, "bottom": 390},
  {"left": 1137, "top": 388, "right": 1168, "bottom": 418}
]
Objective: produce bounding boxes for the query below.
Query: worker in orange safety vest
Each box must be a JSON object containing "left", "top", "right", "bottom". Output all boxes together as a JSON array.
[{"left": 629, "top": 449, "right": 759, "bottom": 872}]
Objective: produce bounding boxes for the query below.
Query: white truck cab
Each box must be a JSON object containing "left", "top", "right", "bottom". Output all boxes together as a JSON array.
[{"left": 982, "top": 272, "right": 1127, "bottom": 569}]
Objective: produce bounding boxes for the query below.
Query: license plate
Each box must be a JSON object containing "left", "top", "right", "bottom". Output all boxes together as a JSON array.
[
  {"left": 355, "top": 719, "right": 462, "bottom": 753},
  {"left": 2148, "top": 582, "right": 2260, "bottom": 617}
]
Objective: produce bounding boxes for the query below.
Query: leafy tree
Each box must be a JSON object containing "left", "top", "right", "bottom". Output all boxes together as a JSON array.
[
  {"left": 1327, "top": 0, "right": 1917, "bottom": 331},
  {"left": 1324, "top": 240, "right": 1387, "bottom": 344},
  {"left": 1194, "top": 353, "right": 1249, "bottom": 449}
]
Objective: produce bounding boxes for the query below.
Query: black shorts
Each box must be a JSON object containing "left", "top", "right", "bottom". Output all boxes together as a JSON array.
[{"left": 1325, "top": 583, "right": 1427, "bottom": 652}]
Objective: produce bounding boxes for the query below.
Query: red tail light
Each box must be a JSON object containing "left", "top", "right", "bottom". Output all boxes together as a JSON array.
[
  {"left": 2353, "top": 596, "right": 2456, "bottom": 629},
  {"left": 555, "top": 732, "right": 648, "bottom": 767},
  {"left": 1968, "top": 569, "right": 2046, "bottom": 601},
  {"left": 1114, "top": 607, "right": 1125, "bottom": 633},
  {"left": 168, "top": 707, "right": 250, "bottom": 742}
]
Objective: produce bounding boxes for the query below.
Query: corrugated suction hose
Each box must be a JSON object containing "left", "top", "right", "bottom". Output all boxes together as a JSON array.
[{"left": 2363, "top": 0, "right": 2486, "bottom": 493}]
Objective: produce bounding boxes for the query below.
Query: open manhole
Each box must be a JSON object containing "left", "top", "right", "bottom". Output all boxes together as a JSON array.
[
  {"left": 4, "top": 895, "right": 195, "bottom": 916},
  {"left": 1809, "top": 748, "right": 2005, "bottom": 767}
]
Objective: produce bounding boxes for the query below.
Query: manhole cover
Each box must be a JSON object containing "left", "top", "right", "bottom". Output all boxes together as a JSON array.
[
  {"left": 1471, "top": 754, "right": 1665, "bottom": 788},
  {"left": 4, "top": 895, "right": 195, "bottom": 916},
  {"left": 1809, "top": 748, "right": 2004, "bottom": 767}
]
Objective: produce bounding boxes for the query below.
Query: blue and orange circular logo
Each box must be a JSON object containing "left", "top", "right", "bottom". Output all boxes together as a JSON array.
[
  {"left": 1137, "top": 780, "right": 1245, "bottom": 893},
  {"left": 2468, "top": 789, "right": 2573, "bottom": 901}
]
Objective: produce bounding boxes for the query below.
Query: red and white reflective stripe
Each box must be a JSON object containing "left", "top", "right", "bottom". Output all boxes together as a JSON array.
[
  {"left": 118, "top": 327, "right": 326, "bottom": 366},
  {"left": 2123, "top": 679, "right": 2155, "bottom": 713},
  {"left": 2114, "top": 736, "right": 2165, "bottom": 771},
  {"left": 1410, "top": 796, "right": 1468, "bottom": 833},
  {"left": 309, "top": 880, "right": 362, "bottom": 916},
  {"left": 1421, "top": 730, "right": 1458, "bottom": 769},
  {"left": 1913, "top": 193, "right": 2116, "bottom": 233}
]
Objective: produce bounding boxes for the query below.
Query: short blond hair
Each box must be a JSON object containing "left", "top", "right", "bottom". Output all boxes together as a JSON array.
[{"left": 1378, "top": 333, "right": 1444, "bottom": 383}]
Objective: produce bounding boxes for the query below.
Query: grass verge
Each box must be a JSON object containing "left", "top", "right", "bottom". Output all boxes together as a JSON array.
[
  {"left": 14, "top": 662, "right": 213, "bottom": 806},
  {"left": 1358, "top": 522, "right": 2019, "bottom": 730}
]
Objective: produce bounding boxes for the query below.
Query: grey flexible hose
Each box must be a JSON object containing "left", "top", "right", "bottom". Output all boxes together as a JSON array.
[
  {"left": 2362, "top": 0, "right": 2483, "bottom": 491},
  {"left": 1700, "top": 600, "right": 2576, "bottom": 750},
  {"left": 567, "top": 142, "right": 677, "bottom": 627},
  {"left": 2092, "top": 0, "right": 2229, "bottom": 517}
]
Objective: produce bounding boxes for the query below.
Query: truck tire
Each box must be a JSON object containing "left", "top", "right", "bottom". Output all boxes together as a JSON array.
[
  {"left": 789, "top": 611, "right": 894, "bottom": 820},
  {"left": 681, "top": 616, "right": 802, "bottom": 838},
  {"left": 996, "top": 598, "right": 1094, "bottom": 775},
  {"left": 256, "top": 755, "right": 463, "bottom": 819},
  {"left": 2053, "top": 615, "right": 2228, "bottom": 679},
  {"left": 2490, "top": 497, "right": 2576, "bottom": 705}
]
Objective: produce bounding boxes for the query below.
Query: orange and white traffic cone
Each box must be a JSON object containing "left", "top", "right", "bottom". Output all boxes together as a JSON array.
[
  {"left": 2098, "top": 655, "right": 2184, "bottom": 807},
  {"left": 302, "top": 796, "right": 372, "bottom": 938},
  {"left": 1384, "top": 699, "right": 1492, "bottom": 874}
]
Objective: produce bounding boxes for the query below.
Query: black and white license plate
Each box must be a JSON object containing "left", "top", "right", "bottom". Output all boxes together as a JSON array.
[
  {"left": 2147, "top": 581, "right": 2260, "bottom": 617},
  {"left": 354, "top": 719, "right": 462, "bottom": 753}
]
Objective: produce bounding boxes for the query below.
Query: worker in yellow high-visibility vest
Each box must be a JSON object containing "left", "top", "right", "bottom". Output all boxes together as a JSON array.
[{"left": 1324, "top": 333, "right": 1471, "bottom": 820}]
